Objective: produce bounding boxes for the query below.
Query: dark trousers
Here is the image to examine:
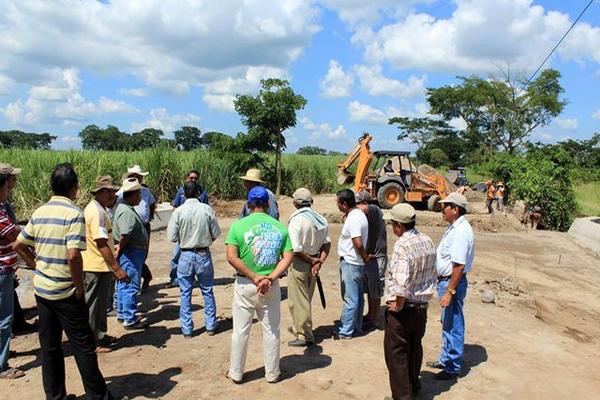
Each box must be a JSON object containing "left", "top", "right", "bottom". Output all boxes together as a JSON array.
[
  {"left": 84, "top": 272, "right": 114, "bottom": 341},
  {"left": 35, "top": 294, "right": 112, "bottom": 400},
  {"left": 384, "top": 307, "right": 427, "bottom": 400},
  {"left": 141, "top": 223, "right": 152, "bottom": 283},
  {"left": 12, "top": 288, "right": 26, "bottom": 328}
]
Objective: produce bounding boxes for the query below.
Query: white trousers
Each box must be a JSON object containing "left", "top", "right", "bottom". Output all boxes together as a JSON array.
[{"left": 229, "top": 276, "right": 281, "bottom": 382}]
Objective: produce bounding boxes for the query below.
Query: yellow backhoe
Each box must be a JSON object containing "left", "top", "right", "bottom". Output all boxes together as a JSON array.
[{"left": 336, "top": 133, "right": 450, "bottom": 210}]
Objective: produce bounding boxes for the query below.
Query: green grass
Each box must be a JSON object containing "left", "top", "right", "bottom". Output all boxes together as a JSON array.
[{"left": 573, "top": 182, "right": 600, "bottom": 217}]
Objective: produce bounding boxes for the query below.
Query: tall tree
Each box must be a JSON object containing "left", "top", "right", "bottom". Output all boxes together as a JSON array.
[
  {"left": 174, "top": 126, "right": 203, "bottom": 151},
  {"left": 427, "top": 68, "right": 565, "bottom": 154},
  {"left": 79, "top": 125, "right": 130, "bottom": 151},
  {"left": 234, "top": 78, "right": 307, "bottom": 196},
  {"left": 0, "top": 130, "right": 56, "bottom": 149},
  {"left": 130, "top": 128, "right": 164, "bottom": 149}
]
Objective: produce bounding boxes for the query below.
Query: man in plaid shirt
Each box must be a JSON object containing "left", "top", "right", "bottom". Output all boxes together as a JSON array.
[{"left": 383, "top": 203, "right": 436, "bottom": 400}]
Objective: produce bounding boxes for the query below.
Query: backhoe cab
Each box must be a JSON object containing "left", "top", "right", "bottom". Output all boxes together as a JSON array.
[{"left": 336, "top": 133, "right": 450, "bottom": 210}]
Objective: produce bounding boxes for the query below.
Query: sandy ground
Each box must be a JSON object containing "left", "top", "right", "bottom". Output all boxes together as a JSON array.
[{"left": 3, "top": 195, "right": 600, "bottom": 399}]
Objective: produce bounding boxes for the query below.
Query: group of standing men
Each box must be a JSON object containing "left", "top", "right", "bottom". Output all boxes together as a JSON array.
[{"left": 485, "top": 180, "right": 505, "bottom": 213}]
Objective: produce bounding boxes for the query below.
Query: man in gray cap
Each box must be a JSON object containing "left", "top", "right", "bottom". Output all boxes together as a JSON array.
[
  {"left": 286, "top": 188, "right": 331, "bottom": 347},
  {"left": 383, "top": 203, "right": 436, "bottom": 399},
  {"left": 355, "top": 191, "right": 387, "bottom": 329},
  {"left": 427, "top": 192, "right": 474, "bottom": 380}
]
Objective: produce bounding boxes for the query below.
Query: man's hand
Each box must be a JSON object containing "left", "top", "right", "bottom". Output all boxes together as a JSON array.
[
  {"left": 364, "top": 254, "right": 374, "bottom": 263},
  {"left": 114, "top": 267, "right": 130, "bottom": 283},
  {"left": 256, "top": 278, "right": 272, "bottom": 295},
  {"left": 387, "top": 300, "right": 403, "bottom": 312},
  {"left": 75, "top": 284, "right": 85, "bottom": 300},
  {"left": 440, "top": 291, "right": 453, "bottom": 307},
  {"left": 311, "top": 262, "right": 322, "bottom": 277},
  {"left": 114, "top": 244, "right": 120, "bottom": 258}
]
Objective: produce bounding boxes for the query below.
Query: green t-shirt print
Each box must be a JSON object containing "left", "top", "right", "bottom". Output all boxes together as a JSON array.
[{"left": 226, "top": 212, "right": 292, "bottom": 276}]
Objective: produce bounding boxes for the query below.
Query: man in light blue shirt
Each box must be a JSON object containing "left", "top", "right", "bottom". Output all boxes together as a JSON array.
[
  {"left": 238, "top": 169, "right": 279, "bottom": 220},
  {"left": 168, "top": 181, "right": 221, "bottom": 337},
  {"left": 427, "top": 192, "right": 474, "bottom": 380}
]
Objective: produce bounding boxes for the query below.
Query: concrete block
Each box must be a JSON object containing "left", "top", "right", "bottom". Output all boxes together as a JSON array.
[{"left": 568, "top": 217, "right": 600, "bottom": 254}]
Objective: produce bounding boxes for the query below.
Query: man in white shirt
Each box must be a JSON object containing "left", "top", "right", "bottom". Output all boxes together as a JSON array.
[
  {"left": 427, "top": 192, "right": 475, "bottom": 380},
  {"left": 287, "top": 188, "right": 331, "bottom": 347},
  {"left": 335, "top": 189, "right": 369, "bottom": 340}
]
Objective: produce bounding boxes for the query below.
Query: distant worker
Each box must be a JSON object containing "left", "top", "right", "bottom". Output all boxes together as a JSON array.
[
  {"left": 485, "top": 180, "right": 495, "bottom": 214},
  {"left": 167, "top": 181, "right": 221, "bottom": 337},
  {"left": 287, "top": 188, "right": 331, "bottom": 347},
  {"left": 239, "top": 168, "right": 279, "bottom": 220},
  {"left": 427, "top": 193, "right": 475, "bottom": 380},
  {"left": 495, "top": 181, "right": 505, "bottom": 212},
  {"left": 383, "top": 160, "right": 395, "bottom": 174},
  {"left": 383, "top": 203, "right": 436, "bottom": 399},
  {"left": 529, "top": 205, "right": 542, "bottom": 230},
  {"left": 355, "top": 191, "right": 387, "bottom": 329},
  {"left": 168, "top": 169, "right": 210, "bottom": 289},
  {"left": 336, "top": 189, "right": 369, "bottom": 340}
]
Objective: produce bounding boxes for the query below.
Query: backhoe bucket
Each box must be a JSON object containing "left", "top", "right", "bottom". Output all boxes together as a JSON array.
[{"left": 337, "top": 171, "right": 354, "bottom": 185}]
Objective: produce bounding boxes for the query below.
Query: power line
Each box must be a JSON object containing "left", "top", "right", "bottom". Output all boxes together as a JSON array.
[{"left": 523, "top": 0, "right": 596, "bottom": 87}]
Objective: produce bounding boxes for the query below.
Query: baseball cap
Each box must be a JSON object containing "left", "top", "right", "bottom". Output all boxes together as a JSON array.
[
  {"left": 0, "top": 163, "right": 22, "bottom": 175},
  {"left": 355, "top": 191, "right": 372, "bottom": 203},
  {"left": 439, "top": 192, "right": 468, "bottom": 209},
  {"left": 292, "top": 187, "right": 312, "bottom": 204},
  {"left": 385, "top": 203, "right": 416, "bottom": 224},
  {"left": 248, "top": 186, "right": 269, "bottom": 204}
]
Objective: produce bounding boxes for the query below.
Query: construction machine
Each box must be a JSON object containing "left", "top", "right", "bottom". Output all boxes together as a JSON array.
[{"left": 336, "top": 133, "right": 451, "bottom": 210}]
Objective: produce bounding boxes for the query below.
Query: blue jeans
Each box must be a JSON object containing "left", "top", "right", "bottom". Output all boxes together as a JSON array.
[
  {"left": 116, "top": 247, "right": 145, "bottom": 326},
  {"left": 338, "top": 260, "right": 365, "bottom": 337},
  {"left": 0, "top": 272, "right": 14, "bottom": 371},
  {"left": 169, "top": 243, "right": 180, "bottom": 286},
  {"left": 178, "top": 250, "right": 217, "bottom": 334},
  {"left": 437, "top": 275, "right": 468, "bottom": 374}
]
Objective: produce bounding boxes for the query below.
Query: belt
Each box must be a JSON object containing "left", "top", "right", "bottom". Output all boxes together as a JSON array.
[
  {"left": 404, "top": 302, "right": 428, "bottom": 310},
  {"left": 438, "top": 272, "right": 466, "bottom": 281},
  {"left": 180, "top": 247, "right": 209, "bottom": 253}
]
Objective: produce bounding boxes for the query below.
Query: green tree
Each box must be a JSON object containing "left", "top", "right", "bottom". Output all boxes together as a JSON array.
[
  {"left": 427, "top": 69, "right": 565, "bottom": 154},
  {"left": 174, "top": 126, "right": 203, "bottom": 151},
  {"left": 234, "top": 78, "right": 307, "bottom": 196},
  {"left": 202, "top": 131, "right": 236, "bottom": 151},
  {"left": 130, "top": 128, "right": 163, "bottom": 149},
  {"left": 0, "top": 130, "right": 56, "bottom": 149},
  {"left": 297, "top": 146, "right": 328, "bottom": 155},
  {"left": 79, "top": 125, "right": 130, "bottom": 151}
]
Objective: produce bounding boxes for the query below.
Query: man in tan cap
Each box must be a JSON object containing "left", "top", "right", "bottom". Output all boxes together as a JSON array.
[
  {"left": 113, "top": 177, "right": 149, "bottom": 330},
  {"left": 383, "top": 203, "right": 436, "bottom": 399},
  {"left": 82, "top": 176, "right": 130, "bottom": 352},
  {"left": 286, "top": 188, "right": 331, "bottom": 347},
  {"left": 427, "top": 192, "right": 474, "bottom": 381},
  {"left": 239, "top": 168, "right": 279, "bottom": 220}
]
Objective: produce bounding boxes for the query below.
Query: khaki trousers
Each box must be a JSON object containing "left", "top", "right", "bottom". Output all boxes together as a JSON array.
[{"left": 287, "top": 258, "right": 317, "bottom": 342}]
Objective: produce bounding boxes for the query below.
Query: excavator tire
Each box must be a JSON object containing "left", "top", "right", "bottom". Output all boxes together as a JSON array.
[
  {"left": 427, "top": 194, "right": 441, "bottom": 212},
  {"left": 377, "top": 182, "right": 405, "bottom": 209}
]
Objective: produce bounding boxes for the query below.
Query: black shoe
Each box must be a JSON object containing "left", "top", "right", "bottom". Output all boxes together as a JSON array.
[
  {"left": 288, "top": 338, "right": 309, "bottom": 347},
  {"left": 434, "top": 370, "right": 459, "bottom": 380},
  {"left": 141, "top": 279, "right": 151, "bottom": 293},
  {"left": 426, "top": 360, "right": 445, "bottom": 369},
  {"left": 124, "top": 320, "right": 148, "bottom": 330}
]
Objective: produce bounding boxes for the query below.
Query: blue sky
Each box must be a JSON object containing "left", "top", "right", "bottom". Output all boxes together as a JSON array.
[{"left": 0, "top": 0, "right": 599, "bottom": 153}]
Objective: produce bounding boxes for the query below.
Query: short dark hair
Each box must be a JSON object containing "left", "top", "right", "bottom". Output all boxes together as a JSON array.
[
  {"left": 336, "top": 189, "right": 356, "bottom": 208},
  {"left": 186, "top": 169, "right": 199, "bottom": 178},
  {"left": 0, "top": 174, "right": 8, "bottom": 188},
  {"left": 123, "top": 190, "right": 139, "bottom": 201},
  {"left": 448, "top": 203, "right": 467, "bottom": 216},
  {"left": 184, "top": 181, "right": 199, "bottom": 198},
  {"left": 248, "top": 199, "right": 269, "bottom": 209},
  {"left": 51, "top": 163, "right": 78, "bottom": 197},
  {"left": 402, "top": 221, "right": 416, "bottom": 230}
]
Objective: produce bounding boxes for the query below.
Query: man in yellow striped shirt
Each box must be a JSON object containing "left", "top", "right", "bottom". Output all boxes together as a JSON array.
[{"left": 16, "top": 163, "right": 114, "bottom": 400}]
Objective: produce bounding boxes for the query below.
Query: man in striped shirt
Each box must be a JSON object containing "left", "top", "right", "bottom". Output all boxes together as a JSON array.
[
  {"left": 383, "top": 204, "right": 436, "bottom": 400},
  {"left": 15, "top": 163, "right": 114, "bottom": 399}
]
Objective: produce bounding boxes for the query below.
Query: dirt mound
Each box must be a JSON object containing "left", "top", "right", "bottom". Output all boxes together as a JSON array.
[{"left": 417, "top": 163, "right": 458, "bottom": 192}]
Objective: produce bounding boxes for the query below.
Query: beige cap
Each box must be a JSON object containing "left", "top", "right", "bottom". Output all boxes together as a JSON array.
[
  {"left": 355, "top": 190, "right": 372, "bottom": 203},
  {"left": 119, "top": 177, "right": 142, "bottom": 194},
  {"left": 127, "top": 165, "right": 149, "bottom": 177},
  {"left": 239, "top": 168, "right": 264, "bottom": 183},
  {"left": 91, "top": 175, "right": 120, "bottom": 193},
  {"left": 292, "top": 187, "right": 312, "bottom": 204},
  {"left": 386, "top": 203, "right": 416, "bottom": 224},
  {"left": 439, "top": 192, "right": 468, "bottom": 209},
  {"left": 0, "top": 163, "right": 22, "bottom": 175}
]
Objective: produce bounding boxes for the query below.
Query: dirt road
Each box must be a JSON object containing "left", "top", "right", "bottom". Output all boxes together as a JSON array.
[{"left": 3, "top": 195, "right": 600, "bottom": 399}]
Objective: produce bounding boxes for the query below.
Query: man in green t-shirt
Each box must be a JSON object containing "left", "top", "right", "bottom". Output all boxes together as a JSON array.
[{"left": 225, "top": 186, "right": 293, "bottom": 384}]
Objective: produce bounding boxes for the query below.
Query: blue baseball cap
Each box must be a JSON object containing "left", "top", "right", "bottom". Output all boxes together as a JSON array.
[{"left": 247, "top": 186, "right": 269, "bottom": 205}]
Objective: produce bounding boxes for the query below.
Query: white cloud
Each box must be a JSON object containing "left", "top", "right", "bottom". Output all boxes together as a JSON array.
[
  {"left": 300, "top": 116, "right": 346, "bottom": 139},
  {"left": 353, "top": 0, "right": 600, "bottom": 74},
  {"left": 354, "top": 64, "right": 425, "bottom": 97},
  {"left": 202, "top": 66, "right": 287, "bottom": 112},
  {"left": 319, "top": 0, "right": 434, "bottom": 26},
  {"left": 119, "top": 88, "right": 149, "bottom": 97},
  {"left": 593, "top": 110, "right": 600, "bottom": 120},
  {"left": 320, "top": 60, "right": 353, "bottom": 98},
  {"left": 132, "top": 108, "right": 201, "bottom": 134},
  {"left": 347, "top": 101, "right": 388, "bottom": 125},
  {"left": 0, "top": 0, "right": 318, "bottom": 97},
  {"left": 0, "top": 68, "right": 139, "bottom": 125},
  {"left": 553, "top": 117, "right": 578, "bottom": 131}
]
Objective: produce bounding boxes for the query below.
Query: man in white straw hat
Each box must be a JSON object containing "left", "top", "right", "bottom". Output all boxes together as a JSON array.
[
  {"left": 383, "top": 203, "right": 436, "bottom": 399},
  {"left": 426, "top": 192, "right": 474, "bottom": 381},
  {"left": 239, "top": 168, "right": 279, "bottom": 220},
  {"left": 113, "top": 177, "right": 149, "bottom": 330}
]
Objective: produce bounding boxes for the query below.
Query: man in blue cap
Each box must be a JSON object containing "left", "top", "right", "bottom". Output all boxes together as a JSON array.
[{"left": 225, "top": 186, "right": 293, "bottom": 384}]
